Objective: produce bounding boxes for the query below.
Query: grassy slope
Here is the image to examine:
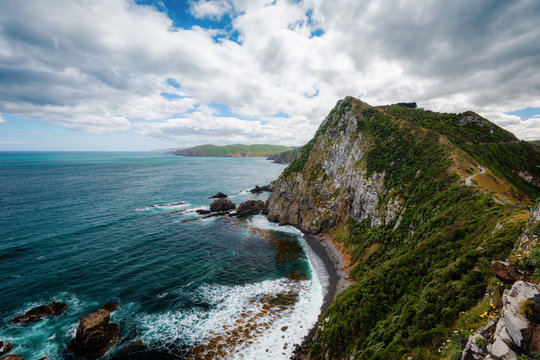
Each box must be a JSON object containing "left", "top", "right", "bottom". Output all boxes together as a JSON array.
[
  {"left": 173, "top": 144, "right": 292, "bottom": 157},
  {"left": 266, "top": 146, "right": 303, "bottom": 163},
  {"left": 281, "top": 100, "right": 540, "bottom": 359}
]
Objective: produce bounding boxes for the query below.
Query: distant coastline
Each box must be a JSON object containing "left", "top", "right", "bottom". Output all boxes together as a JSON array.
[{"left": 163, "top": 144, "right": 293, "bottom": 158}]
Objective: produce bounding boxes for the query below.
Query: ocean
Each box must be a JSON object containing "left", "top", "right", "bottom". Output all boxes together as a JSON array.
[{"left": 0, "top": 152, "right": 325, "bottom": 359}]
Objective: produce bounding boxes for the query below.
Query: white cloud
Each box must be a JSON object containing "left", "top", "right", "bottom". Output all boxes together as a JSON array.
[
  {"left": 0, "top": 114, "right": 6, "bottom": 123},
  {"left": 189, "top": 0, "right": 234, "bottom": 20},
  {"left": 0, "top": 0, "right": 540, "bottom": 148}
]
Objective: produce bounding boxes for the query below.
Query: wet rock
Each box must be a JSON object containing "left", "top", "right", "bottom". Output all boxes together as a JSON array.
[
  {"left": 196, "top": 209, "right": 211, "bottom": 215},
  {"left": 250, "top": 185, "right": 263, "bottom": 194},
  {"left": 124, "top": 339, "right": 143, "bottom": 350},
  {"left": 208, "top": 192, "right": 228, "bottom": 199},
  {"left": 12, "top": 301, "right": 68, "bottom": 323},
  {"left": 68, "top": 308, "right": 120, "bottom": 358},
  {"left": 100, "top": 303, "right": 119, "bottom": 312},
  {"left": 235, "top": 200, "right": 265, "bottom": 216},
  {"left": 250, "top": 184, "right": 274, "bottom": 193},
  {"left": 0, "top": 342, "right": 13, "bottom": 356},
  {"left": 209, "top": 199, "right": 235, "bottom": 212},
  {"left": 491, "top": 261, "right": 526, "bottom": 284},
  {"left": 0, "top": 355, "right": 24, "bottom": 360},
  {"left": 281, "top": 326, "right": 288, "bottom": 331},
  {"left": 249, "top": 184, "right": 273, "bottom": 193}
]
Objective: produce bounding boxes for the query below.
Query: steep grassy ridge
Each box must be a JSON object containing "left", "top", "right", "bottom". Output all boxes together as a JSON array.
[{"left": 266, "top": 97, "right": 540, "bottom": 359}]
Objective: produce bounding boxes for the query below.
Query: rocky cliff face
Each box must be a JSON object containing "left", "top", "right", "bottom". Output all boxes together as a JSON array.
[{"left": 266, "top": 97, "right": 400, "bottom": 234}]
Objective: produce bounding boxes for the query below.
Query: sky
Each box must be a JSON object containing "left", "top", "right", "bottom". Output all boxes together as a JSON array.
[{"left": 1, "top": 0, "right": 540, "bottom": 151}]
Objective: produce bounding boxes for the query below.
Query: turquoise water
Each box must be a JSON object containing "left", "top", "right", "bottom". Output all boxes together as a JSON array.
[{"left": 0, "top": 152, "right": 324, "bottom": 359}]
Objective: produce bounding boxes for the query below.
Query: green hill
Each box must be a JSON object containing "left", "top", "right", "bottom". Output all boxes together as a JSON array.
[
  {"left": 529, "top": 139, "right": 540, "bottom": 147},
  {"left": 266, "top": 146, "right": 303, "bottom": 163},
  {"left": 266, "top": 97, "right": 540, "bottom": 359},
  {"left": 171, "top": 144, "right": 292, "bottom": 157}
]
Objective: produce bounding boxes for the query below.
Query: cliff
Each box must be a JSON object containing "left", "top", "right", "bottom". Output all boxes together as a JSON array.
[{"left": 265, "top": 97, "right": 540, "bottom": 359}]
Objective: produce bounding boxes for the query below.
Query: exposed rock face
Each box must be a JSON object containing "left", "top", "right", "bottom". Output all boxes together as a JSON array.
[
  {"left": 209, "top": 199, "right": 235, "bottom": 212},
  {"left": 68, "top": 308, "right": 120, "bottom": 358},
  {"left": 196, "top": 209, "right": 211, "bottom": 215},
  {"left": 12, "top": 301, "right": 68, "bottom": 323},
  {"left": 266, "top": 97, "right": 396, "bottom": 234},
  {"left": 462, "top": 281, "right": 540, "bottom": 360},
  {"left": 0, "top": 342, "right": 13, "bottom": 356},
  {"left": 235, "top": 200, "right": 265, "bottom": 216},
  {"left": 491, "top": 261, "right": 527, "bottom": 284},
  {"left": 208, "top": 192, "right": 227, "bottom": 199}
]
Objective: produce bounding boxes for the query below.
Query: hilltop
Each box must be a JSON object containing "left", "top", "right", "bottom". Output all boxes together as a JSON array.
[
  {"left": 265, "top": 97, "right": 540, "bottom": 359},
  {"left": 171, "top": 144, "right": 292, "bottom": 157}
]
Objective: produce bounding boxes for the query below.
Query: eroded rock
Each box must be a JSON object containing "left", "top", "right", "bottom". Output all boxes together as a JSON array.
[
  {"left": 68, "top": 308, "right": 119, "bottom": 358},
  {"left": 235, "top": 200, "right": 265, "bottom": 216},
  {"left": 210, "top": 199, "right": 235, "bottom": 212},
  {"left": 12, "top": 301, "right": 68, "bottom": 323}
]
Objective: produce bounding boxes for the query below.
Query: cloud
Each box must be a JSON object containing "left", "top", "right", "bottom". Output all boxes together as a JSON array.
[
  {"left": 189, "top": 0, "right": 234, "bottom": 20},
  {"left": 0, "top": 0, "right": 540, "bottom": 147}
]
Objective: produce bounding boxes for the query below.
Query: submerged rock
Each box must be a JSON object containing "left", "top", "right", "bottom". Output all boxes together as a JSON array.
[
  {"left": 68, "top": 308, "right": 120, "bottom": 358},
  {"left": 0, "top": 342, "right": 13, "bottom": 356},
  {"left": 235, "top": 200, "right": 265, "bottom": 216},
  {"left": 12, "top": 301, "right": 68, "bottom": 324},
  {"left": 209, "top": 199, "right": 235, "bottom": 212},
  {"left": 208, "top": 192, "right": 228, "bottom": 199},
  {"left": 124, "top": 339, "right": 143, "bottom": 350}
]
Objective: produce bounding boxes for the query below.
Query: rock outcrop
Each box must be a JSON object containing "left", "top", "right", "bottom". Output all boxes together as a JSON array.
[
  {"left": 208, "top": 192, "right": 227, "bottom": 199},
  {"left": 68, "top": 308, "right": 119, "bottom": 358},
  {"left": 266, "top": 98, "right": 393, "bottom": 234},
  {"left": 250, "top": 184, "right": 273, "bottom": 193},
  {"left": 0, "top": 355, "right": 23, "bottom": 360},
  {"left": 235, "top": 200, "right": 265, "bottom": 216},
  {"left": 0, "top": 342, "right": 13, "bottom": 356},
  {"left": 462, "top": 281, "right": 540, "bottom": 360},
  {"left": 490, "top": 261, "right": 527, "bottom": 284},
  {"left": 209, "top": 199, "right": 235, "bottom": 212},
  {"left": 12, "top": 301, "right": 68, "bottom": 323},
  {"left": 196, "top": 209, "right": 211, "bottom": 215}
]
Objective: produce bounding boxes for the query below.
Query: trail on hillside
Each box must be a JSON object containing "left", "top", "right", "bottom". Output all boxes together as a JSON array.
[{"left": 465, "top": 166, "right": 486, "bottom": 186}]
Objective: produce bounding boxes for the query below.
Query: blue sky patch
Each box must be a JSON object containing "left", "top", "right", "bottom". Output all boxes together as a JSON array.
[
  {"left": 167, "top": 78, "right": 181, "bottom": 88},
  {"left": 506, "top": 107, "right": 540, "bottom": 120}
]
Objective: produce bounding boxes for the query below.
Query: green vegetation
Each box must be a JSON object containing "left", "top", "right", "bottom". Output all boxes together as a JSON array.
[
  {"left": 276, "top": 99, "right": 539, "bottom": 359},
  {"left": 529, "top": 140, "right": 540, "bottom": 147},
  {"left": 172, "top": 144, "right": 292, "bottom": 157},
  {"left": 267, "top": 146, "right": 303, "bottom": 164},
  {"left": 378, "top": 105, "right": 540, "bottom": 199}
]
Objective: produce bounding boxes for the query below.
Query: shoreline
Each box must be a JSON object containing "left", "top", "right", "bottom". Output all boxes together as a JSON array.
[{"left": 291, "top": 232, "right": 352, "bottom": 359}]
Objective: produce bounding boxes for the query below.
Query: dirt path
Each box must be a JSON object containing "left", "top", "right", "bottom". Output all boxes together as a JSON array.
[{"left": 465, "top": 166, "right": 485, "bottom": 186}]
